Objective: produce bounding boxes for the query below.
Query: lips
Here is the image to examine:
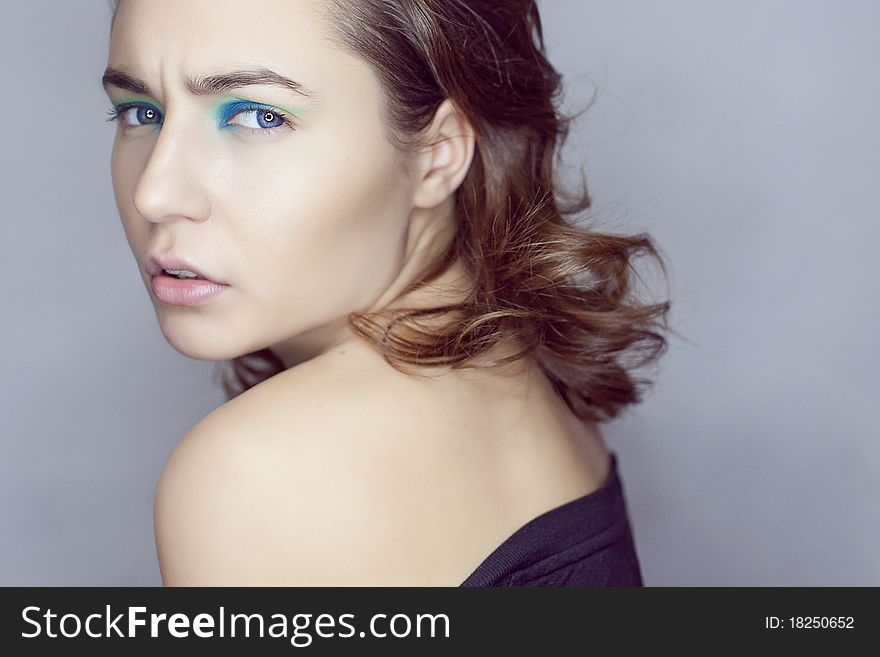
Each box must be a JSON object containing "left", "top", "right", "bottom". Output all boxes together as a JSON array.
[{"left": 146, "top": 253, "right": 228, "bottom": 285}]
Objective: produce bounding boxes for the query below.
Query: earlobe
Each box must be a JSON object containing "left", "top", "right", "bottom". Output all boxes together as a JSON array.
[{"left": 412, "top": 99, "right": 476, "bottom": 209}]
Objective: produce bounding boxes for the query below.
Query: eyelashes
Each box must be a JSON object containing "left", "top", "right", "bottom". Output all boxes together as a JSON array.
[{"left": 104, "top": 101, "right": 297, "bottom": 137}]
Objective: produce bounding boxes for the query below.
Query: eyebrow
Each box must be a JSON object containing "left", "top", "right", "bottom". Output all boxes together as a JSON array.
[{"left": 101, "top": 66, "right": 317, "bottom": 100}]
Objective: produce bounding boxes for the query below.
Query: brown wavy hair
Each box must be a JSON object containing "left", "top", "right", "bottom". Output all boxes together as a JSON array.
[{"left": 110, "top": 0, "right": 672, "bottom": 423}]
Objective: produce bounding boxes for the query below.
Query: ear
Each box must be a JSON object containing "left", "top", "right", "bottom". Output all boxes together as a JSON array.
[{"left": 411, "top": 99, "right": 476, "bottom": 209}]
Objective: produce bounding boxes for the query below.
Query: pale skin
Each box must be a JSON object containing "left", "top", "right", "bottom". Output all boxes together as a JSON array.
[{"left": 106, "top": 0, "right": 611, "bottom": 585}]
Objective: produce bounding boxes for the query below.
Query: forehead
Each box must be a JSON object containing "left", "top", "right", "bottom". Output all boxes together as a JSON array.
[{"left": 108, "top": 0, "right": 350, "bottom": 99}]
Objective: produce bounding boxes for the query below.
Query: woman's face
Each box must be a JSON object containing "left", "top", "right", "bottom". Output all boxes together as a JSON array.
[{"left": 104, "top": 0, "right": 436, "bottom": 368}]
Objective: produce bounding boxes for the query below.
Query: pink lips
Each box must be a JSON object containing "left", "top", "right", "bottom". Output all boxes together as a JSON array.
[
  {"left": 146, "top": 253, "right": 227, "bottom": 285},
  {"left": 146, "top": 252, "right": 230, "bottom": 306},
  {"left": 150, "top": 274, "right": 229, "bottom": 306}
]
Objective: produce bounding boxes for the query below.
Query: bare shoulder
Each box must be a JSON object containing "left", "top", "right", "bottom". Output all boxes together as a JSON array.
[
  {"left": 154, "top": 344, "right": 612, "bottom": 586},
  {"left": 154, "top": 355, "right": 428, "bottom": 586}
]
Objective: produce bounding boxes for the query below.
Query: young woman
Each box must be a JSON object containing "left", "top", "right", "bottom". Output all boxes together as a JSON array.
[{"left": 103, "top": 0, "right": 670, "bottom": 586}]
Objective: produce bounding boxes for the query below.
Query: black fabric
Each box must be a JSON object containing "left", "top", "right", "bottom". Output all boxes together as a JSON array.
[{"left": 458, "top": 451, "right": 643, "bottom": 587}]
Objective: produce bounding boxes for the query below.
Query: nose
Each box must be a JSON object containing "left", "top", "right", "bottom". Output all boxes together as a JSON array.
[{"left": 131, "top": 113, "right": 211, "bottom": 225}]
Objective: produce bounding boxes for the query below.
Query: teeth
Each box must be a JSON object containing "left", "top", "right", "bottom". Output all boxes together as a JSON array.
[{"left": 165, "top": 268, "right": 200, "bottom": 279}]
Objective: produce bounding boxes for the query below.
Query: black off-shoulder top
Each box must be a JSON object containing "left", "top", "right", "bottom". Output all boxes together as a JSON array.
[{"left": 458, "top": 451, "right": 643, "bottom": 586}]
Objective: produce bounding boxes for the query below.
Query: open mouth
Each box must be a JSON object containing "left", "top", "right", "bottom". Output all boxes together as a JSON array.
[{"left": 162, "top": 268, "right": 205, "bottom": 280}]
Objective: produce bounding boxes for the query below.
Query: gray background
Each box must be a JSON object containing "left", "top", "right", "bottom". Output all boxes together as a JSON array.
[{"left": 1, "top": 1, "right": 876, "bottom": 585}]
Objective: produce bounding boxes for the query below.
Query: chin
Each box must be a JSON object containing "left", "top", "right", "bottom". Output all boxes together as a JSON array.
[
  {"left": 157, "top": 319, "right": 246, "bottom": 363},
  {"left": 167, "top": 343, "right": 230, "bottom": 362},
  {"left": 165, "top": 339, "right": 237, "bottom": 362}
]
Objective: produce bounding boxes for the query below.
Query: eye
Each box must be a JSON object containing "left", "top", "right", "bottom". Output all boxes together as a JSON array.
[
  {"left": 225, "top": 105, "right": 294, "bottom": 135},
  {"left": 105, "top": 102, "right": 296, "bottom": 136},
  {"left": 105, "top": 103, "right": 161, "bottom": 127}
]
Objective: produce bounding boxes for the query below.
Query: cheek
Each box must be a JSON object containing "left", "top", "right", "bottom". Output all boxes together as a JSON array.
[
  {"left": 220, "top": 134, "right": 411, "bottom": 316},
  {"left": 111, "top": 155, "right": 147, "bottom": 252}
]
